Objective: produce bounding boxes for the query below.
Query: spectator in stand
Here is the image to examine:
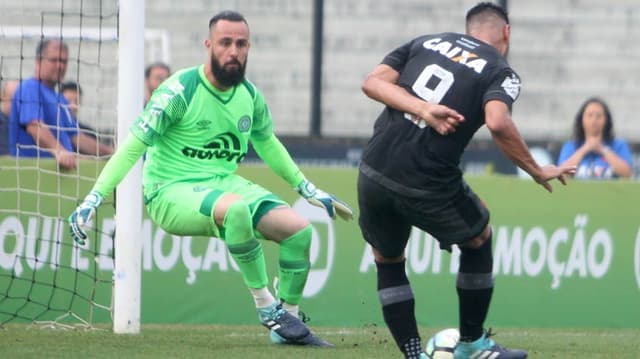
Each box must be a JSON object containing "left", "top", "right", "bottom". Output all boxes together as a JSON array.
[
  {"left": 1, "top": 79, "right": 19, "bottom": 155},
  {"left": 9, "top": 39, "right": 113, "bottom": 169},
  {"left": 557, "top": 97, "right": 633, "bottom": 179},
  {"left": 60, "top": 81, "right": 81, "bottom": 119},
  {"left": 10, "top": 39, "right": 113, "bottom": 169},
  {"left": 61, "top": 81, "right": 115, "bottom": 147},
  {"left": 144, "top": 62, "right": 171, "bottom": 106}
]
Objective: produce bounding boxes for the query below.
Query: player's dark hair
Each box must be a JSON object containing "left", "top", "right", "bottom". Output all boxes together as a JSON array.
[
  {"left": 35, "top": 38, "right": 68, "bottom": 59},
  {"left": 466, "top": 2, "right": 509, "bottom": 25},
  {"left": 60, "top": 81, "right": 82, "bottom": 95},
  {"left": 573, "top": 97, "right": 614, "bottom": 144},
  {"left": 208, "top": 10, "right": 247, "bottom": 30},
  {"left": 145, "top": 62, "right": 171, "bottom": 79}
]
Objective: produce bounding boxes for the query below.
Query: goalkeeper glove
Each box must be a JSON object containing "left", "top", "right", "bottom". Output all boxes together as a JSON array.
[
  {"left": 296, "top": 179, "right": 354, "bottom": 221},
  {"left": 68, "top": 190, "right": 104, "bottom": 245}
]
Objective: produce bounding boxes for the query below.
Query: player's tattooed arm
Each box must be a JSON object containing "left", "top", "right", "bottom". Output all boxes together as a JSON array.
[{"left": 362, "top": 64, "right": 464, "bottom": 135}]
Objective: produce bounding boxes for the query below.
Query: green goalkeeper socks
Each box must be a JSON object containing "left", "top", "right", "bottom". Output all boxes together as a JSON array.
[
  {"left": 277, "top": 225, "right": 312, "bottom": 305},
  {"left": 223, "top": 200, "right": 268, "bottom": 289},
  {"left": 222, "top": 201, "right": 312, "bottom": 304}
]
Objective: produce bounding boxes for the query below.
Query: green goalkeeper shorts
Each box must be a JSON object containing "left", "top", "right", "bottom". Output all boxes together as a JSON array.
[{"left": 144, "top": 174, "right": 287, "bottom": 238}]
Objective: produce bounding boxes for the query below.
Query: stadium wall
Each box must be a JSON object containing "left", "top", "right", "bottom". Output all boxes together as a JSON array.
[
  {"left": 3, "top": 0, "right": 640, "bottom": 141},
  {"left": 153, "top": 0, "right": 640, "bottom": 142},
  {"left": 1, "top": 158, "right": 639, "bottom": 328}
]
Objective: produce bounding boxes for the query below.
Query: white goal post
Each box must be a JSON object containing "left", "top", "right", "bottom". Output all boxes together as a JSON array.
[{"left": 113, "top": 0, "right": 145, "bottom": 334}]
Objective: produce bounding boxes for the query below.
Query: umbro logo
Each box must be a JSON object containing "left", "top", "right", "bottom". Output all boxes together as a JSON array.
[{"left": 195, "top": 120, "right": 212, "bottom": 130}]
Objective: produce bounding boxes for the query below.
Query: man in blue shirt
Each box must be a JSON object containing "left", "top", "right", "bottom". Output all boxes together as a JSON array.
[{"left": 10, "top": 39, "right": 113, "bottom": 169}]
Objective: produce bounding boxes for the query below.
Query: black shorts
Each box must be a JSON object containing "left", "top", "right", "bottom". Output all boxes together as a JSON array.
[{"left": 357, "top": 171, "right": 489, "bottom": 257}]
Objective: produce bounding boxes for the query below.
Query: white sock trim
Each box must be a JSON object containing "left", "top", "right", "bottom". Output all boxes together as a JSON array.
[
  {"left": 249, "top": 287, "right": 276, "bottom": 308},
  {"left": 282, "top": 302, "right": 299, "bottom": 317}
]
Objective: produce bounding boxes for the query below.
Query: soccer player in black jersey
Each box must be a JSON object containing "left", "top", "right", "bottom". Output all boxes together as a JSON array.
[{"left": 358, "top": 3, "right": 576, "bottom": 359}]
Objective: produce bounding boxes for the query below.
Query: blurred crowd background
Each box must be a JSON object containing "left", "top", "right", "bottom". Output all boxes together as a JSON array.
[{"left": 2, "top": 0, "right": 639, "bottom": 176}]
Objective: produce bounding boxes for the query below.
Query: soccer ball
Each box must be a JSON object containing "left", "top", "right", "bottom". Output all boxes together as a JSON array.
[{"left": 424, "top": 328, "right": 460, "bottom": 359}]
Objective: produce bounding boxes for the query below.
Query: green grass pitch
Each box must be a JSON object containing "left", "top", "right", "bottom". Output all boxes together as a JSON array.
[{"left": 1, "top": 324, "right": 639, "bottom": 358}]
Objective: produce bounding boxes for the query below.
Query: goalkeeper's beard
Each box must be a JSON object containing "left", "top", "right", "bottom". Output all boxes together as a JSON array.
[{"left": 211, "top": 56, "right": 246, "bottom": 88}]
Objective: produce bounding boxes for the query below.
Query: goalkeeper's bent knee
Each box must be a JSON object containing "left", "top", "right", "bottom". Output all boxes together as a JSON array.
[
  {"left": 222, "top": 200, "right": 254, "bottom": 245},
  {"left": 279, "top": 225, "right": 312, "bottom": 262}
]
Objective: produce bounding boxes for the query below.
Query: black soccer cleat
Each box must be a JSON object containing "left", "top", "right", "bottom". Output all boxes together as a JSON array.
[
  {"left": 454, "top": 329, "right": 527, "bottom": 359},
  {"left": 258, "top": 303, "right": 310, "bottom": 340}
]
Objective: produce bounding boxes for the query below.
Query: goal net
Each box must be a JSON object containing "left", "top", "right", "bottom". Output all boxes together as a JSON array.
[{"left": 0, "top": 0, "right": 124, "bottom": 330}]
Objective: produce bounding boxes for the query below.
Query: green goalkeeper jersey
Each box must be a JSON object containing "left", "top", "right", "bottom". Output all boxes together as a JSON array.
[{"left": 130, "top": 65, "right": 273, "bottom": 194}]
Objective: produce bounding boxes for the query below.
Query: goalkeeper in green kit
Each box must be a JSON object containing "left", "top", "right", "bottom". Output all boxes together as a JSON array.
[{"left": 68, "top": 10, "right": 352, "bottom": 347}]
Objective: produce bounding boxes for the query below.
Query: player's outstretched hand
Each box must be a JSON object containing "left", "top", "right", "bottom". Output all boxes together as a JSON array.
[
  {"left": 419, "top": 103, "right": 465, "bottom": 135},
  {"left": 68, "top": 191, "right": 104, "bottom": 245},
  {"left": 296, "top": 179, "right": 354, "bottom": 221},
  {"left": 533, "top": 164, "right": 576, "bottom": 193}
]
